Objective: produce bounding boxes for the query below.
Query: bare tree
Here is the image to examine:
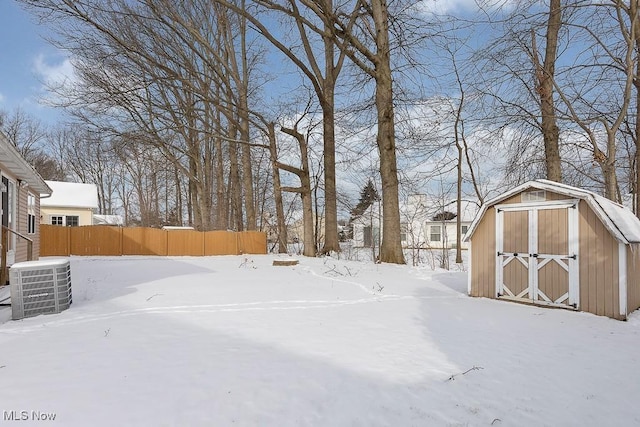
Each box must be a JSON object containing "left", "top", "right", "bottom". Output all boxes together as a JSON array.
[
  {"left": 327, "top": 0, "right": 405, "bottom": 264},
  {"left": 0, "top": 108, "right": 66, "bottom": 180},
  {"left": 531, "top": 0, "right": 563, "bottom": 182},
  {"left": 279, "top": 114, "right": 316, "bottom": 257},
  {"left": 20, "top": 0, "right": 274, "bottom": 229}
]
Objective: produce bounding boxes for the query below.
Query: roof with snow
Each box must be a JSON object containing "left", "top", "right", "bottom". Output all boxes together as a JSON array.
[
  {"left": 41, "top": 181, "right": 99, "bottom": 209},
  {"left": 464, "top": 179, "right": 640, "bottom": 244}
]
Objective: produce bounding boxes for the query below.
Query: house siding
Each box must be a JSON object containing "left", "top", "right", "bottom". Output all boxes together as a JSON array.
[
  {"left": 15, "top": 184, "right": 28, "bottom": 263},
  {"left": 32, "top": 194, "right": 40, "bottom": 259},
  {"left": 40, "top": 207, "right": 94, "bottom": 226},
  {"left": 0, "top": 170, "right": 35, "bottom": 265},
  {"left": 422, "top": 221, "right": 471, "bottom": 249}
]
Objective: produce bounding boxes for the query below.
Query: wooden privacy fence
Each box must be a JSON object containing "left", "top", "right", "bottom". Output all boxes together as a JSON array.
[{"left": 40, "top": 225, "right": 267, "bottom": 257}]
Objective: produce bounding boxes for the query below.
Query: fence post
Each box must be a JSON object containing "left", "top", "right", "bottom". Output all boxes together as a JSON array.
[{"left": 66, "top": 226, "right": 71, "bottom": 256}]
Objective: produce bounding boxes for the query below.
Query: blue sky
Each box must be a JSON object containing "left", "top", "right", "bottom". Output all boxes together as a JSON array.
[{"left": 0, "top": 2, "right": 68, "bottom": 123}]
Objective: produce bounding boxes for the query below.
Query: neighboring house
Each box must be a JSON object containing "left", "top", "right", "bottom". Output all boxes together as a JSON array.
[
  {"left": 0, "top": 130, "right": 52, "bottom": 266},
  {"left": 40, "top": 181, "right": 99, "bottom": 227},
  {"left": 350, "top": 195, "right": 479, "bottom": 249},
  {"left": 405, "top": 195, "right": 479, "bottom": 250},
  {"left": 351, "top": 202, "right": 382, "bottom": 248}
]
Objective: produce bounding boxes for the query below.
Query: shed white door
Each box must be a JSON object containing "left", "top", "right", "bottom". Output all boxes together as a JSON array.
[{"left": 495, "top": 200, "right": 580, "bottom": 308}]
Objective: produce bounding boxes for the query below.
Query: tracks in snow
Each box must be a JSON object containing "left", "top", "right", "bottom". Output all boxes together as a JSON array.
[{"left": 0, "top": 266, "right": 465, "bottom": 335}]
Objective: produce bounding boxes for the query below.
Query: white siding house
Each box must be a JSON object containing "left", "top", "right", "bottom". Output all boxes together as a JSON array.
[{"left": 350, "top": 195, "right": 479, "bottom": 250}]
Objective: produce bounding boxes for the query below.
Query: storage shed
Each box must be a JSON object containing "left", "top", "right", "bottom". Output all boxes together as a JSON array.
[{"left": 464, "top": 179, "right": 640, "bottom": 320}]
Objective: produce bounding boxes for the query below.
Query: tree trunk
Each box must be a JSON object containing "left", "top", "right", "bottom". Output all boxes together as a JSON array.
[
  {"left": 605, "top": 129, "right": 620, "bottom": 202},
  {"left": 635, "top": 10, "right": 640, "bottom": 216},
  {"left": 372, "top": 0, "right": 404, "bottom": 264},
  {"left": 537, "top": 0, "right": 562, "bottom": 182},
  {"left": 320, "top": 10, "right": 340, "bottom": 255},
  {"left": 214, "top": 137, "right": 228, "bottom": 229},
  {"left": 281, "top": 125, "right": 315, "bottom": 257},
  {"left": 456, "top": 143, "right": 463, "bottom": 265},
  {"left": 268, "top": 122, "right": 288, "bottom": 253},
  {"left": 319, "top": 85, "right": 340, "bottom": 255},
  {"left": 239, "top": 5, "right": 256, "bottom": 230},
  {"left": 239, "top": 100, "right": 256, "bottom": 230},
  {"left": 636, "top": 65, "right": 640, "bottom": 216},
  {"left": 228, "top": 125, "right": 243, "bottom": 231}
]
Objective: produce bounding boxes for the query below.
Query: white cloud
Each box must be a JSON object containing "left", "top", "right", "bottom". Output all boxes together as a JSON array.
[
  {"left": 32, "top": 53, "right": 77, "bottom": 89},
  {"left": 418, "top": 0, "right": 515, "bottom": 15},
  {"left": 30, "top": 53, "right": 78, "bottom": 109},
  {"left": 0, "top": 92, "right": 4, "bottom": 104}
]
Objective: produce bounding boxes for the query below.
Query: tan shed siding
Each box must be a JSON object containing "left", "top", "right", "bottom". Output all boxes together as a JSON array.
[
  {"left": 627, "top": 245, "right": 640, "bottom": 315},
  {"left": 578, "top": 201, "right": 620, "bottom": 318},
  {"left": 502, "top": 189, "right": 567, "bottom": 205},
  {"left": 470, "top": 207, "right": 495, "bottom": 297},
  {"left": 501, "top": 194, "right": 522, "bottom": 205},
  {"left": 545, "top": 191, "right": 568, "bottom": 201}
]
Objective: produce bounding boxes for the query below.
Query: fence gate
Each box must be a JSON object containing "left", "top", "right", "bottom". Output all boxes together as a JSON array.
[{"left": 495, "top": 200, "right": 580, "bottom": 309}]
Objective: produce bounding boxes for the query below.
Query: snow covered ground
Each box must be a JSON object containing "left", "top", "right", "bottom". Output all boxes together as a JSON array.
[{"left": 0, "top": 255, "right": 639, "bottom": 426}]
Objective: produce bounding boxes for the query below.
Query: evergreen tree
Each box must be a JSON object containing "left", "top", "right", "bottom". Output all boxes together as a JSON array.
[{"left": 350, "top": 179, "right": 380, "bottom": 220}]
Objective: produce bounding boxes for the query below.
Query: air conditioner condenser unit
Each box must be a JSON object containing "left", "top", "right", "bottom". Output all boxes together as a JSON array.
[{"left": 10, "top": 259, "right": 72, "bottom": 320}]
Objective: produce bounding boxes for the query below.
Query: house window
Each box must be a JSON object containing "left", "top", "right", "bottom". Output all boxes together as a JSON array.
[
  {"left": 400, "top": 222, "right": 407, "bottom": 242},
  {"left": 27, "top": 193, "right": 36, "bottom": 234},
  {"left": 51, "top": 216, "right": 63, "bottom": 226},
  {"left": 430, "top": 225, "right": 441, "bottom": 242},
  {"left": 65, "top": 216, "right": 79, "bottom": 227},
  {"left": 461, "top": 225, "right": 468, "bottom": 236}
]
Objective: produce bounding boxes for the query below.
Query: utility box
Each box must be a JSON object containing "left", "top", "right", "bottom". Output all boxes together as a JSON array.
[{"left": 10, "top": 259, "right": 72, "bottom": 320}]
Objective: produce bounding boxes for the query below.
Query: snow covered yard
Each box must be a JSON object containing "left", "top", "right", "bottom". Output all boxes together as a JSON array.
[{"left": 0, "top": 255, "right": 639, "bottom": 426}]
